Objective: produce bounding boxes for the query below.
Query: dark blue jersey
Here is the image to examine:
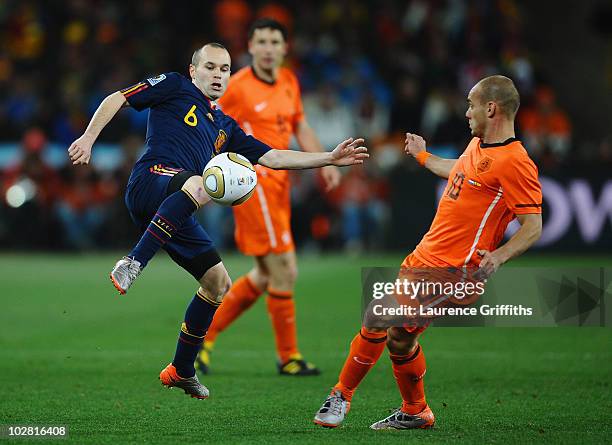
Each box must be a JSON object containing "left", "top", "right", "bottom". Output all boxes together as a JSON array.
[{"left": 120, "top": 72, "right": 271, "bottom": 174}]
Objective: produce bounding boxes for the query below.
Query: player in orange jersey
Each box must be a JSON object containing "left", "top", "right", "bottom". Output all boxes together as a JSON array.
[
  {"left": 314, "top": 75, "right": 543, "bottom": 429},
  {"left": 195, "top": 18, "right": 341, "bottom": 376}
]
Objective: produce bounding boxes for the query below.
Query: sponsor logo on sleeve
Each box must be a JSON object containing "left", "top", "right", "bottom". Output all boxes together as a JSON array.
[{"left": 147, "top": 74, "right": 167, "bottom": 86}]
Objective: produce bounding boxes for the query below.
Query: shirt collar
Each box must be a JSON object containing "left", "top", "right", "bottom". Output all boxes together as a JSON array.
[
  {"left": 480, "top": 137, "right": 517, "bottom": 148},
  {"left": 250, "top": 66, "right": 276, "bottom": 85}
]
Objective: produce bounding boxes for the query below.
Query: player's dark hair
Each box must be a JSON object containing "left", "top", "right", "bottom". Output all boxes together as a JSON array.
[
  {"left": 248, "top": 18, "right": 288, "bottom": 41},
  {"left": 191, "top": 42, "right": 228, "bottom": 66},
  {"left": 477, "top": 75, "right": 520, "bottom": 118}
]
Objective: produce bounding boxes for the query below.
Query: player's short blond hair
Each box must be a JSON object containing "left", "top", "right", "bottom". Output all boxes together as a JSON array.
[{"left": 476, "top": 75, "right": 520, "bottom": 118}]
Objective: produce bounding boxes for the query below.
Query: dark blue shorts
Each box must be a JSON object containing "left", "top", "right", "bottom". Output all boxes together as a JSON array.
[{"left": 125, "top": 165, "right": 221, "bottom": 279}]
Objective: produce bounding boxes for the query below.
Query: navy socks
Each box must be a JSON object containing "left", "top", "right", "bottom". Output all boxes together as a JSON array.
[
  {"left": 172, "top": 290, "right": 221, "bottom": 377},
  {"left": 129, "top": 190, "right": 198, "bottom": 267}
]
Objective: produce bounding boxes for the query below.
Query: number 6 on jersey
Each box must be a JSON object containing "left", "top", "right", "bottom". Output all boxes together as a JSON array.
[{"left": 184, "top": 104, "right": 198, "bottom": 126}]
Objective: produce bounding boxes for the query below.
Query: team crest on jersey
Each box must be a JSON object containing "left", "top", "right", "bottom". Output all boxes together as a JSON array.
[
  {"left": 147, "top": 74, "right": 166, "bottom": 86},
  {"left": 477, "top": 156, "right": 494, "bottom": 174},
  {"left": 214, "top": 129, "right": 228, "bottom": 153}
]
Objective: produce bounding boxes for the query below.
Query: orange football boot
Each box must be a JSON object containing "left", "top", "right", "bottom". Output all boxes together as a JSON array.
[{"left": 159, "top": 363, "right": 209, "bottom": 399}]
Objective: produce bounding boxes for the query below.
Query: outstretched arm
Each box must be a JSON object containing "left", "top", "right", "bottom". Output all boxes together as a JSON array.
[
  {"left": 258, "top": 137, "right": 368, "bottom": 170},
  {"left": 405, "top": 133, "right": 456, "bottom": 179},
  {"left": 68, "top": 91, "right": 127, "bottom": 165}
]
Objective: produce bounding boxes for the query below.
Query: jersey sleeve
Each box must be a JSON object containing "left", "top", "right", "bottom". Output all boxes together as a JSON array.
[
  {"left": 499, "top": 154, "right": 542, "bottom": 215},
  {"left": 121, "top": 72, "right": 182, "bottom": 111},
  {"left": 225, "top": 118, "right": 271, "bottom": 164},
  {"left": 217, "top": 77, "right": 243, "bottom": 121}
]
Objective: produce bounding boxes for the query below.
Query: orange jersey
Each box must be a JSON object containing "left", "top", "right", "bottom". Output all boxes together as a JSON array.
[
  {"left": 414, "top": 137, "right": 542, "bottom": 268},
  {"left": 218, "top": 66, "right": 304, "bottom": 150},
  {"left": 218, "top": 66, "right": 305, "bottom": 256}
]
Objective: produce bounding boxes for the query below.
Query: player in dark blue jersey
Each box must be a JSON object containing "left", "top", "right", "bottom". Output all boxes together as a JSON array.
[{"left": 67, "top": 43, "right": 367, "bottom": 398}]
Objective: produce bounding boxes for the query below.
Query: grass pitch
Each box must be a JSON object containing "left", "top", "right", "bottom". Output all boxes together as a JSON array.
[{"left": 0, "top": 253, "right": 610, "bottom": 444}]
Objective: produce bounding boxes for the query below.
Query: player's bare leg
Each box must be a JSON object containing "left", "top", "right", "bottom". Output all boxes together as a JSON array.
[
  {"left": 196, "top": 258, "right": 269, "bottom": 373},
  {"left": 247, "top": 257, "right": 272, "bottom": 292},
  {"left": 264, "top": 251, "right": 319, "bottom": 376},
  {"left": 160, "top": 262, "right": 230, "bottom": 399},
  {"left": 370, "top": 327, "right": 434, "bottom": 430}
]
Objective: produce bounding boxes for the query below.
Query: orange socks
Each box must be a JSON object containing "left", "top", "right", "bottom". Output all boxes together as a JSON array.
[
  {"left": 333, "top": 328, "right": 428, "bottom": 410},
  {"left": 206, "top": 278, "right": 302, "bottom": 364},
  {"left": 333, "top": 327, "right": 387, "bottom": 401},
  {"left": 206, "top": 275, "right": 263, "bottom": 342},
  {"left": 266, "top": 289, "right": 299, "bottom": 363},
  {"left": 390, "top": 345, "right": 427, "bottom": 415}
]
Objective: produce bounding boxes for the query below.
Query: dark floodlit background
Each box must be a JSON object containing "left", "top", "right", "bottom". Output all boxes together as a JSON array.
[{"left": 1, "top": 0, "right": 610, "bottom": 253}]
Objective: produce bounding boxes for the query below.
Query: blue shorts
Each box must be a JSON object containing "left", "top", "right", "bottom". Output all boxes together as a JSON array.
[{"left": 125, "top": 165, "right": 220, "bottom": 279}]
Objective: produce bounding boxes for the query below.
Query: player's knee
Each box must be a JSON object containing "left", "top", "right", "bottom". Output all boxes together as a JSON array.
[
  {"left": 285, "top": 261, "right": 298, "bottom": 285},
  {"left": 249, "top": 266, "right": 269, "bottom": 291},
  {"left": 271, "top": 258, "right": 297, "bottom": 288},
  {"left": 386, "top": 327, "right": 418, "bottom": 355},
  {"left": 216, "top": 274, "right": 232, "bottom": 300},
  {"left": 181, "top": 175, "right": 209, "bottom": 207},
  {"left": 199, "top": 270, "right": 231, "bottom": 303},
  {"left": 199, "top": 280, "right": 230, "bottom": 304}
]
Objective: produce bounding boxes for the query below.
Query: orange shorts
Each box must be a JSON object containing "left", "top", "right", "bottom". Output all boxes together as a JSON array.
[
  {"left": 233, "top": 167, "right": 294, "bottom": 256},
  {"left": 401, "top": 252, "right": 428, "bottom": 269},
  {"left": 362, "top": 253, "right": 431, "bottom": 336},
  {"left": 398, "top": 253, "right": 431, "bottom": 334},
  {"left": 396, "top": 252, "right": 483, "bottom": 333}
]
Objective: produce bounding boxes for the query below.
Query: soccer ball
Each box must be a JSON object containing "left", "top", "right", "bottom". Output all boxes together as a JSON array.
[{"left": 202, "top": 153, "right": 257, "bottom": 206}]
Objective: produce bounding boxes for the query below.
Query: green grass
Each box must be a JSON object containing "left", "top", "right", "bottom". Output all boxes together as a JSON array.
[{"left": 0, "top": 253, "right": 610, "bottom": 444}]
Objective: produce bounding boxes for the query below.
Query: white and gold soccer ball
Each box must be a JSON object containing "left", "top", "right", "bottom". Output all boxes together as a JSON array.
[{"left": 202, "top": 153, "right": 257, "bottom": 206}]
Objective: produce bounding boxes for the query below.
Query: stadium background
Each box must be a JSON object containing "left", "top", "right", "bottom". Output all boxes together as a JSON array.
[
  {"left": 1, "top": 0, "right": 610, "bottom": 252},
  {"left": 1, "top": 1, "right": 610, "bottom": 444}
]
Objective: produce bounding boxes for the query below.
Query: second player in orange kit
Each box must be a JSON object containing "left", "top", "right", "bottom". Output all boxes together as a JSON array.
[
  {"left": 196, "top": 18, "right": 342, "bottom": 376},
  {"left": 314, "top": 75, "right": 543, "bottom": 430}
]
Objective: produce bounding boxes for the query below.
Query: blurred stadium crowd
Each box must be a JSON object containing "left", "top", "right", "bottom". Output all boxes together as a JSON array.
[{"left": 1, "top": 0, "right": 610, "bottom": 251}]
